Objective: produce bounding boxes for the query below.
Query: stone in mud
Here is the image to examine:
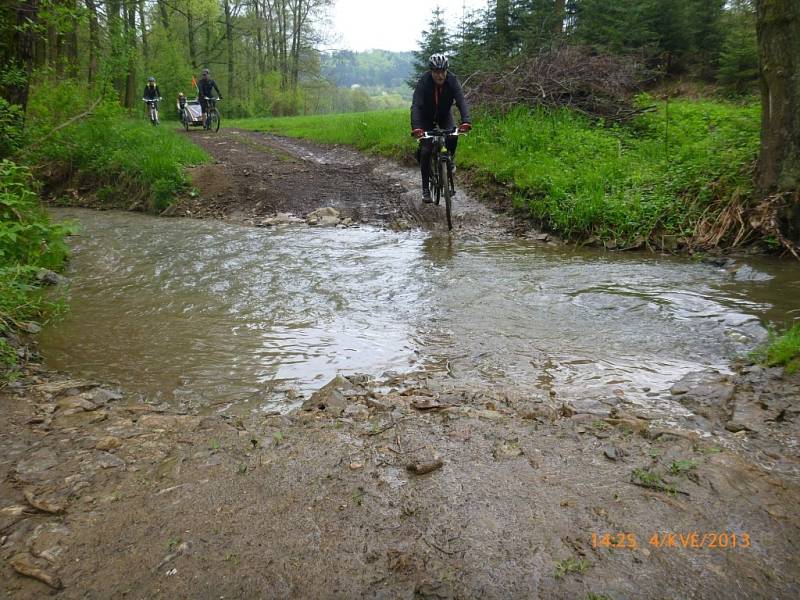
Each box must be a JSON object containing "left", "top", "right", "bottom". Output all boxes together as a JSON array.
[
  {"left": 407, "top": 456, "right": 444, "bottom": 475},
  {"left": 86, "top": 387, "right": 123, "bottom": 404},
  {"left": 16, "top": 448, "right": 59, "bottom": 476},
  {"left": 302, "top": 375, "right": 363, "bottom": 415},
  {"left": 343, "top": 403, "right": 370, "bottom": 421},
  {"left": 8, "top": 552, "right": 63, "bottom": 590},
  {"left": 306, "top": 207, "right": 340, "bottom": 226},
  {"left": 96, "top": 452, "right": 126, "bottom": 469},
  {"left": 95, "top": 436, "right": 123, "bottom": 451},
  {"left": 23, "top": 488, "right": 66, "bottom": 514},
  {"left": 670, "top": 371, "right": 735, "bottom": 424},
  {"left": 34, "top": 379, "right": 98, "bottom": 396},
  {"left": 52, "top": 410, "right": 108, "bottom": 429},
  {"left": 57, "top": 395, "right": 98, "bottom": 412},
  {"left": 36, "top": 269, "right": 65, "bottom": 286}
]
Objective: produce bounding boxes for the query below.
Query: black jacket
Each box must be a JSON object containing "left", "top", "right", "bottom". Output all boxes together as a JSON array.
[
  {"left": 411, "top": 71, "right": 471, "bottom": 130},
  {"left": 143, "top": 85, "right": 160, "bottom": 100},
  {"left": 198, "top": 78, "right": 221, "bottom": 99}
]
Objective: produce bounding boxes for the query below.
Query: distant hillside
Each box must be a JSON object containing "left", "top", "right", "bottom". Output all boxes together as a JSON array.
[{"left": 321, "top": 50, "right": 414, "bottom": 90}]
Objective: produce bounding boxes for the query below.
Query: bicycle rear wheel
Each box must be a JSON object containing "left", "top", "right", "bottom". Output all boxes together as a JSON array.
[
  {"left": 209, "top": 109, "right": 221, "bottom": 132},
  {"left": 440, "top": 160, "right": 452, "bottom": 230}
]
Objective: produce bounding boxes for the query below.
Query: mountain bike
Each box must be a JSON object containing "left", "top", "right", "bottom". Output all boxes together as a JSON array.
[
  {"left": 142, "top": 97, "right": 162, "bottom": 125},
  {"left": 420, "top": 128, "right": 465, "bottom": 230},
  {"left": 204, "top": 97, "right": 221, "bottom": 132}
]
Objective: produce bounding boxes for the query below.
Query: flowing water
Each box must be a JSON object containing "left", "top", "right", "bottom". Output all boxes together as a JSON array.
[{"left": 40, "top": 208, "right": 800, "bottom": 417}]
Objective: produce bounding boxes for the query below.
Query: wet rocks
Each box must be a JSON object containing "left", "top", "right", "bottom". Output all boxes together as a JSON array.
[
  {"left": 301, "top": 374, "right": 368, "bottom": 416},
  {"left": 670, "top": 370, "right": 735, "bottom": 425},
  {"left": 306, "top": 207, "right": 340, "bottom": 227}
]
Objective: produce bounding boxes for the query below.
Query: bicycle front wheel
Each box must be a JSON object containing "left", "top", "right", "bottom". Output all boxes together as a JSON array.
[
  {"left": 182, "top": 110, "right": 189, "bottom": 131},
  {"left": 209, "top": 109, "right": 221, "bottom": 132},
  {"left": 440, "top": 160, "right": 452, "bottom": 230},
  {"left": 432, "top": 157, "right": 441, "bottom": 205}
]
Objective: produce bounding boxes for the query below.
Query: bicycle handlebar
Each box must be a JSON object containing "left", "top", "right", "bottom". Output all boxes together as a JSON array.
[
  {"left": 203, "top": 97, "right": 221, "bottom": 101},
  {"left": 142, "top": 97, "right": 162, "bottom": 102},
  {"left": 419, "top": 128, "right": 465, "bottom": 140}
]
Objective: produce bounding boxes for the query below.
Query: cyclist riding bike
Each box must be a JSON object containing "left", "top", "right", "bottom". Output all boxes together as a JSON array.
[
  {"left": 410, "top": 53, "right": 472, "bottom": 203},
  {"left": 197, "top": 68, "right": 222, "bottom": 128},
  {"left": 143, "top": 76, "right": 160, "bottom": 101}
]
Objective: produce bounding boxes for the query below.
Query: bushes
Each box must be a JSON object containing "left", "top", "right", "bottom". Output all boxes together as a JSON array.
[{"left": 0, "top": 160, "right": 73, "bottom": 380}]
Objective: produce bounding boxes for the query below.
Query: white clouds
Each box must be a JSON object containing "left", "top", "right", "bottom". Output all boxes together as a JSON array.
[{"left": 326, "top": 0, "right": 487, "bottom": 52}]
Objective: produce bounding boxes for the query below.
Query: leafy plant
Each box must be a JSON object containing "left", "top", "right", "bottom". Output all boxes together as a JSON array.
[{"left": 554, "top": 557, "right": 589, "bottom": 579}]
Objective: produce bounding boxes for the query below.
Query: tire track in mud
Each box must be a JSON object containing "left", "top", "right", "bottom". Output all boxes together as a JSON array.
[{"left": 175, "top": 128, "right": 516, "bottom": 236}]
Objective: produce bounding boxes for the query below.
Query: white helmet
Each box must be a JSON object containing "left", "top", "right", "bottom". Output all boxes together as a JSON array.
[{"left": 428, "top": 54, "right": 448, "bottom": 70}]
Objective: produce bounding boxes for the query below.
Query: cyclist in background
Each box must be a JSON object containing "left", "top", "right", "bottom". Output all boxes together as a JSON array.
[
  {"left": 143, "top": 76, "right": 160, "bottom": 102},
  {"left": 410, "top": 54, "right": 472, "bottom": 203},
  {"left": 197, "top": 68, "right": 222, "bottom": 128}
]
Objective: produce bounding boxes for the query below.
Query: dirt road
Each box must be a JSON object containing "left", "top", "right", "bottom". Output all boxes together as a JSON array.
[{"left": 173, "top": 128, "right": 518, "bottom": 237}]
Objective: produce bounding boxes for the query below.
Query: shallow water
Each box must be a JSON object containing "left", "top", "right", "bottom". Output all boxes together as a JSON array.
[{"left": 40, "top": 208, "right": 800, "bottom": 415}]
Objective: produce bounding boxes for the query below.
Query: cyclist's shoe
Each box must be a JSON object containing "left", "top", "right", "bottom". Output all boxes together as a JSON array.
[{"left": 422, "top": 189, "right": 432, "bottom": 204}]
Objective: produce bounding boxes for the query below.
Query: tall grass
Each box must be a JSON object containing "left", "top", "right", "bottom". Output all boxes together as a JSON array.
[
  {"left": 0, "top": 160, "right": 73, "bottom": 380},
  {"left": 752, "top": 323, "right": 800, "bottom": 374},
  {"left": 24, "top": 81, "right": 208, "bottom": 212},
  {"left": 231, "top": 98, "right": 760, "bottom": 246}
]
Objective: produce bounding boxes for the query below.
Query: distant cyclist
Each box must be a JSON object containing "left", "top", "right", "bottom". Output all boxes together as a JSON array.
[
  {"left": 143, "top": 76, "right": 161, "bottom": 102},
  {"left": 197, "top": 68, "right": 222, "bottom": 128},
  {"left": 410, "top": 54, "right": 472, "bottom": 203}
]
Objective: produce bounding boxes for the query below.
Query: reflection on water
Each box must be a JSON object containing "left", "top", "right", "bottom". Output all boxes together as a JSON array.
[{"left": 41, "top": 209, "right": 800, "bottom": 415}]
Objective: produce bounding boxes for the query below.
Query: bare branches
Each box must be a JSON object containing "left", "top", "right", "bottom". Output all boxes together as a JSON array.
[{"left": 464, "top": 46, "right": 653, "bottom": 123}]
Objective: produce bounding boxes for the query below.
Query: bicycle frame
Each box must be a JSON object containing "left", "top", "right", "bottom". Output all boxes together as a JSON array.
[
  {"left": 419, "top": 128, "right": 465, "bottom": 229},
  {"left": 142, "top": 98, "right": 161, "bottom": 125}
]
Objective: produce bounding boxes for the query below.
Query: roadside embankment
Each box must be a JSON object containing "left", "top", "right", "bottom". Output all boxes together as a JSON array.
[
  {"left": 20, "top": 84, "right": 208, "bottom": 214},
  {"left": 231, "top": 99, "right": 762, "bottom": 251}
]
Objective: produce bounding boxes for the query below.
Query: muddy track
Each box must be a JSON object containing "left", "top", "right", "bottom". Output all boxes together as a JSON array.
[{"left": 174, "top": 128, "right": 518, "bottom": 237}]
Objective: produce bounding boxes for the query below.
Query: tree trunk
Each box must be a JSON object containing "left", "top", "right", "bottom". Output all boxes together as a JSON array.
[
  {"left": 124, "top": 1, "right": 137, "bottom": 109},
  {"left": 139, "top": 0, "right": 149, "bottom": 73},
  {"left": 65, "top": 0, "right": 79, "bottom": 76},
  {"left": 254, "top": 0, "right": 266, "bottom": 74},
  {"left": 0, "top": 0, "right": 38, "bottom": 111},
  {"left": 86, "top": 0, "right": 99, "bottom": 85},
  {"left": 187, "top": 5, "right": 198, "bottom": 70},
  {"left": 107, "top": 0, "right": 126, "bottom": 98},
  {"left": 553, "top": 0, "right": 566, "bottom": 35},
  {"left": 755, "top": 0, "right": 800, "bottom": 243},
  {"left": 157, "top": 0, "right": 170, "bottom": 29},
  {"left": 224, "top": 0, "right": 235, "bottom": 98},
  {"left": 495, "top": 0, "right": 511, "bottom": 55}
]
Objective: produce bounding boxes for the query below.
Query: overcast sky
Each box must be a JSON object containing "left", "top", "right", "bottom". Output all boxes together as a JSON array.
[{"left": 325, "top": 0, "right": 488, "bottom": 53}]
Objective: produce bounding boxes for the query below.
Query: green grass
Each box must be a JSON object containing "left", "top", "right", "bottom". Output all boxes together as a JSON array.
[
  {"left": 231, "top": 98, "right": 759, "bottom": 246},
  {"left": 24, "top": 84, "right": 208, "bottom": 213},
  {"left": 1, "top": 160, "right": 73, "bottom": 381},
  {"left": 753, "top": 323, "right": 800, "bottom": 374}
]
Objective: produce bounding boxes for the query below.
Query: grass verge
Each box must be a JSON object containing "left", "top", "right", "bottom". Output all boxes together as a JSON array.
[
  {"left": 231, "top": 98, "right": 760, "bottom": 248},
  {"left": 752, "top": 323, "right": 800, "bottom": 374},
  {"left": 0, "top": 160, "right": 73, "bottom": 381},
  {"left": 23, "top": 83, "right": 208, "bottom": 213}
]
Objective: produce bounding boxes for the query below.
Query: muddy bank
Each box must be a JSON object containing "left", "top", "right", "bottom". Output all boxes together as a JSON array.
[{"left": 2, "top": 358, "right": 799, "bottom": 598}]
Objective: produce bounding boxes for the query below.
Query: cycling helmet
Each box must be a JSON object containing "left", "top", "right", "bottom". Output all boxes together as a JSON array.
[
  {"left": 428, "top": 54, "right": 448, "bottom": 71},
  {"left": 202, "top": 68, "right": 210, "bottom": 75},
  {"left": 147, "top": 76, "right": 155, "bottom": 82}
]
